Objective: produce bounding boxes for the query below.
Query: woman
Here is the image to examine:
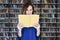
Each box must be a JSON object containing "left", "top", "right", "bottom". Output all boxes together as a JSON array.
[{"left": 17, "top": 2, "right": 40, "bottom": 40}]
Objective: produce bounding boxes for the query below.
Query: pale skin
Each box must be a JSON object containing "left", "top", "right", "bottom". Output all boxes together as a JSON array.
[{"left": 17, "top": 5, "right": 40, "bottom": 37}]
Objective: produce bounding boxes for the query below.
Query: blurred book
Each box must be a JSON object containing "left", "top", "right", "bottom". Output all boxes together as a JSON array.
[
  {"left": 12, "top": 0, "right": 17, "bottom": 3},
  {"left": 0, "top": 0, "right": 2, "bottom": 3},
  {"left": 44, "top": 0, "right": 48, "bottom": 8},
  {"left": 23, "top": 0, "right": 28, "bottom": 3},
  {"left": 2, "top": 0, "right": 8, "bottom": 3},
  {"left": 18, "top": 15, "right": 39, "bottom": 27}
]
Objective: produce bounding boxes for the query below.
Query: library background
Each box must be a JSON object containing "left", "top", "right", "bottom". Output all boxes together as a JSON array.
[{"left": 0, "top": 0, "right": 60, "bottom": 40}]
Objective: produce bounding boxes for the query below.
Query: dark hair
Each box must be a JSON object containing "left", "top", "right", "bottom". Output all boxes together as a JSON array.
[{"left": 21, "top": 2, "right": 34, "bottom": 14}]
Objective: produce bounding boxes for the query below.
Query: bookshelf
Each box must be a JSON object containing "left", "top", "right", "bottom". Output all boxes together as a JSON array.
[
  {"left": 0, "top": 0, "right": 59, "bottom": 40},
  {"left": 57, "top": 0, "right": 60, "bottom": 40},
  {"left": 40, "top": 0, "right": 56, "bottom": 40}
]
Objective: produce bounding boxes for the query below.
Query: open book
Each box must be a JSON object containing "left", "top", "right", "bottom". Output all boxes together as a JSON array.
[{"left": 18, "top": 15, "right": 39, "bottom": 27}]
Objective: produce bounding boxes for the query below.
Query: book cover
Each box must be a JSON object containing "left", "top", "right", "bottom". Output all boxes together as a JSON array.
[{"left": 18, "top": 15, "right": 39, "bottom": 27}]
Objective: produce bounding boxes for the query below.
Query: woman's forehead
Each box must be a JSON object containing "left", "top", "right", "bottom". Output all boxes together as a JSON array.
[{"left": 27, "top": 5, "right": 33, "bottom": 9}]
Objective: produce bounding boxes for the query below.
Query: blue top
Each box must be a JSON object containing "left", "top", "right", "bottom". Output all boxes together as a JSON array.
[{"left": 21, "top": 27, "right": 37, "bottom": 40}]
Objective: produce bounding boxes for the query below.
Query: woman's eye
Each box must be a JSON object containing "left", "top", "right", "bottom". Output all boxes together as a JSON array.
[
  {"left": 30, "top": 9, "right": 33, "bottom": 11},
  {"left": 30, "top": 10, "right": 31, "bottom": 11}
]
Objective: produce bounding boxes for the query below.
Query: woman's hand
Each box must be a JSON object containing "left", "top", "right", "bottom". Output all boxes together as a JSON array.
[
  {"left": 34, "top": 23, "right": 40, "bottom": 36},
  {"left": 17, "top": 23, "right": 23, "bottom": 37},
  {"left": 17, "top": 23, "right": 23, "bottom": 30},
  {"left": 34, "top": 23, "right": 40, "bottom": 29}
]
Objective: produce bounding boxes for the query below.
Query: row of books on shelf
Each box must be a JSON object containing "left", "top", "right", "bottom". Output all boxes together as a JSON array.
[
  {"left": 41, "top": 13, "right": 57, "bottom": 16},
  {"left": 40, "top": 18, "right": 56, "bottom": 22},
  {"left": 42, "top": 33, "right": 60, "bottom": 37},
  {"left": 0, "top": 17, "right": 8, "bottom": 23},
  {"left": 0, "top": 9, "right": 8, "bottom": 13},
  {"left": 0, "top": 5, "right": 56, "bottom": 10},
  {"left": 41, "top": 28, "right": 56, "bottom": 31},
  {"left": 41, "top": 38, "right": 56, "bottom": 40},
  {"left": 41, "top": 23, "right": 56, "bottom": 27},
  {"left": 0, "top": 38, "right": 17, "bottom": 40},
  {"left": 0, "top": 4, "right": 41, "bottom": 8},
  {"left": 0, "top": 14, "right": 17, "bottom": 17},
  {"left": 57, "top": 28, "right": 60, "bottom": 31},
  {"left": 0, "top": 19, "right": 17, "bottom": 23},
  {"left": 0, "top": 29, "right": 16, "bottom": 32},
  {"left": 57, "top": 14, "right": 60, "bottom": 17},
  {"left": 0, "top": 0, "right": 41, "bottom": 4},
  {"left": 0, "top": 0, "right": 56, "bottom": 4},
  {"left": 41, "top": 33, "right": 56, "bottom": 36},
  {"left": 0, "top": 33, "right": 16, "bottom": 37},
  {"left": 57, "top": 19, "right": 60, "bottom": 22}
]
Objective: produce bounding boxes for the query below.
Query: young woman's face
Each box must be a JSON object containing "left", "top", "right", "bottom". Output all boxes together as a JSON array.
[{"left": 26, "top": 5, "right": 33, "bottom": 15}]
